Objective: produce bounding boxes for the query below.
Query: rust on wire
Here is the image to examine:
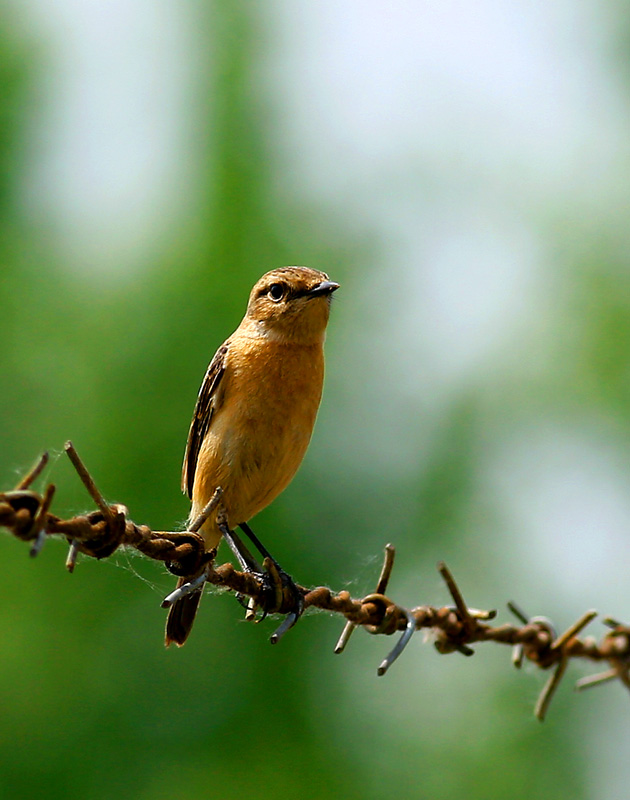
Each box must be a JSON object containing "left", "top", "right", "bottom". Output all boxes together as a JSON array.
[
  {"left": 1, "top": 445, "right": 630, "bottom": 719},
  {"left": 335, "top": 542, "right": 396, "bottom": 655}
]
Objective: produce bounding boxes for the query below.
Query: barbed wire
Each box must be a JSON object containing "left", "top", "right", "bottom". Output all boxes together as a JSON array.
[{"left": 1, "top": 442, "right": 629, "bottom": 720}]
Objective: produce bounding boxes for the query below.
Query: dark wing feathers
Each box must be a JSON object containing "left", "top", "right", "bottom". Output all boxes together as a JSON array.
[{"left": 181, "top": 343, "right": 228, "bottom": 498}]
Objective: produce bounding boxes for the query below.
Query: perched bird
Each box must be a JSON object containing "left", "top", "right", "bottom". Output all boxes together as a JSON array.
[{"left": 166, "top": 266, "right": 339, "bottom": 645}]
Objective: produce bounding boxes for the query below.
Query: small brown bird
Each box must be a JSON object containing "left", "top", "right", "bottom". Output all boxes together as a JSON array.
[{"left": 166, "top": 266, "right": 339, "bottom": 645}]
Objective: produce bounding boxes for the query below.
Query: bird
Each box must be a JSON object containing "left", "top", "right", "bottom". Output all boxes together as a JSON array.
[{"left": 165, "top": 266, "right": 339, "bottom": 646}]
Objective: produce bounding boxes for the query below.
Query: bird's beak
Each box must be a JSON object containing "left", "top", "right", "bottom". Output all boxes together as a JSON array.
[{"left": 307, "top": 280, "right": 340, "bottom": 298}]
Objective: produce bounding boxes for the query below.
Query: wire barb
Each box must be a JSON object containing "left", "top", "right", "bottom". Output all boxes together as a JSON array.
[
  {"left": 3, "top": 449, "right": 630, "bottom": 720},
  {"left": 16, "top": 452, "right": 49, "bottom": 491},
  {"left": 438, "top": 561, "right": 472, "bottom": 628},
  {"left": 575, "top": 669, "right": 618, "bottom": 691},
  {"left": 161, "top": 571, "right": 209, "bottom": 608},
  {"left": 535, "top": 656, "right": 569, "bottom": 722},
  {"left": 29, "top": 530, "right": 47, "bottom": 558},
  {"left": 65, "top": 540, "right": 80, "bottom": 572},
  {"left": 377, "top": 609, "right": 416, "bottom": 676},
  {"left": 335, "top": 543, "right": 395, "bottom": 655},
  {"left": 28, "top": 483, "right": 55, "bottom": 558},
  {"left": 551, "top": 610, "right": 598, "bottom": 652},
  {"left": 188, "top": 488, "right": 223, "bottom": 533},
  {"left": 507, "top": 601, "right": 529, "bottom": 625},
  {"left": 270, "top": 610, "right": 300, "bottom": 644},
  {"left": 64, "top": 441, "right": 113, "bottom": 521}
]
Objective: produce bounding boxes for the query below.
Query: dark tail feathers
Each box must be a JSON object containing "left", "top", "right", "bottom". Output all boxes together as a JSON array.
[{"left": 165, "top": 578, "right": 203, "bottom": 646}]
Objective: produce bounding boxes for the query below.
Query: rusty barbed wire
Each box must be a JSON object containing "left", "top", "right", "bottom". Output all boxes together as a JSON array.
[{"left": 1, "top": 443, "right": 629, "bottom": 720}]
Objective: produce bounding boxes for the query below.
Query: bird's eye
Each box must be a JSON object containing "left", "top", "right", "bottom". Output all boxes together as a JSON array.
[{"left": 268, "top": 283, "right": 285, "bottom": 302}]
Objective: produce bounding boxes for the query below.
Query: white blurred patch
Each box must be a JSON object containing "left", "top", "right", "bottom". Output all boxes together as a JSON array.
[
  {"left": 266, "top": 0, "right": 623, "bottom": 207},
  {"left": 487, "top": 422, "right": 630, "bottom": 612},
  {"left": 19, "top": 0, "right": 204, "bottom": 274}
]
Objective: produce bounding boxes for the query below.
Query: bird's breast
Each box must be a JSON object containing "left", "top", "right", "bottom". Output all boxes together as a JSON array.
[{"left": 192, "top": 335, "right": 325, "bottom": 533}]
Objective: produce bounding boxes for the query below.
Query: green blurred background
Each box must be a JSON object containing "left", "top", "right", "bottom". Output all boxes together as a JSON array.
[{"left": 2, "top": 2, "right": 630, "bottom": 798}]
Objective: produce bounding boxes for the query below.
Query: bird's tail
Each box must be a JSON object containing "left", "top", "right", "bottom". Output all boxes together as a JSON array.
[{"left": 165, "top": 577, "right": 203, "bottom": 646}]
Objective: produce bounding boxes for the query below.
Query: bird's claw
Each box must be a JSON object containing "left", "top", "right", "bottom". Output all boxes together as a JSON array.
[
  {"left": 260, "top": 559, "right": 304, "bottom": 614},
  {"left": 240, "top": 559, "right": 304, "bottom": 642}
]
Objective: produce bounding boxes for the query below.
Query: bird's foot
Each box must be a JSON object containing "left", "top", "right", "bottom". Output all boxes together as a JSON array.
[
  {"left": 221, "top": 520, "right": 304, "bottom": 639},
  {"left": 241, "top": 558, "right": 304, "bottom": 639},
  {"left": 260, "top": 557, "right": 305, "bottom": 643}
]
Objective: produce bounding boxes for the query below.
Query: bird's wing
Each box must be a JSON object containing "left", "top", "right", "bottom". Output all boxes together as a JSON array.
[{"left": 181, "top": 342, "right": 229, "bottom": 498}]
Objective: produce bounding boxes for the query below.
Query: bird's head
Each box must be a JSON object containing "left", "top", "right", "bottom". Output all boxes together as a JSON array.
[{"left": 245, "top": 267, "right": 340, "bottom": 344}]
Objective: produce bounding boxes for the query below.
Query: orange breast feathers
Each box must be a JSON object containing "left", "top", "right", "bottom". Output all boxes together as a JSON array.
[{"left": 190, "top": 330, "right": 325, "bottom": 547}]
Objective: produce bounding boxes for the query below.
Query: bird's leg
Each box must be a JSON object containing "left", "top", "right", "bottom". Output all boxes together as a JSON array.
[
  {"left": 217, "top": 519, "right": 263, "bottom": 573},
  {"left": 217, "top": 521, "right": 268, "bottom": 620},
  {"left": 238, "top": 522, "right": 305, "bottom": 630},
  {"left": 237, "top": 521, "right": 275, "bottom": 560}
]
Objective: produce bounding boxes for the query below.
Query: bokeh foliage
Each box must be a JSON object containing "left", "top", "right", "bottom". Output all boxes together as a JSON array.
[{"left": 2, "top": 2, "right": 630, "bottom": 799}]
